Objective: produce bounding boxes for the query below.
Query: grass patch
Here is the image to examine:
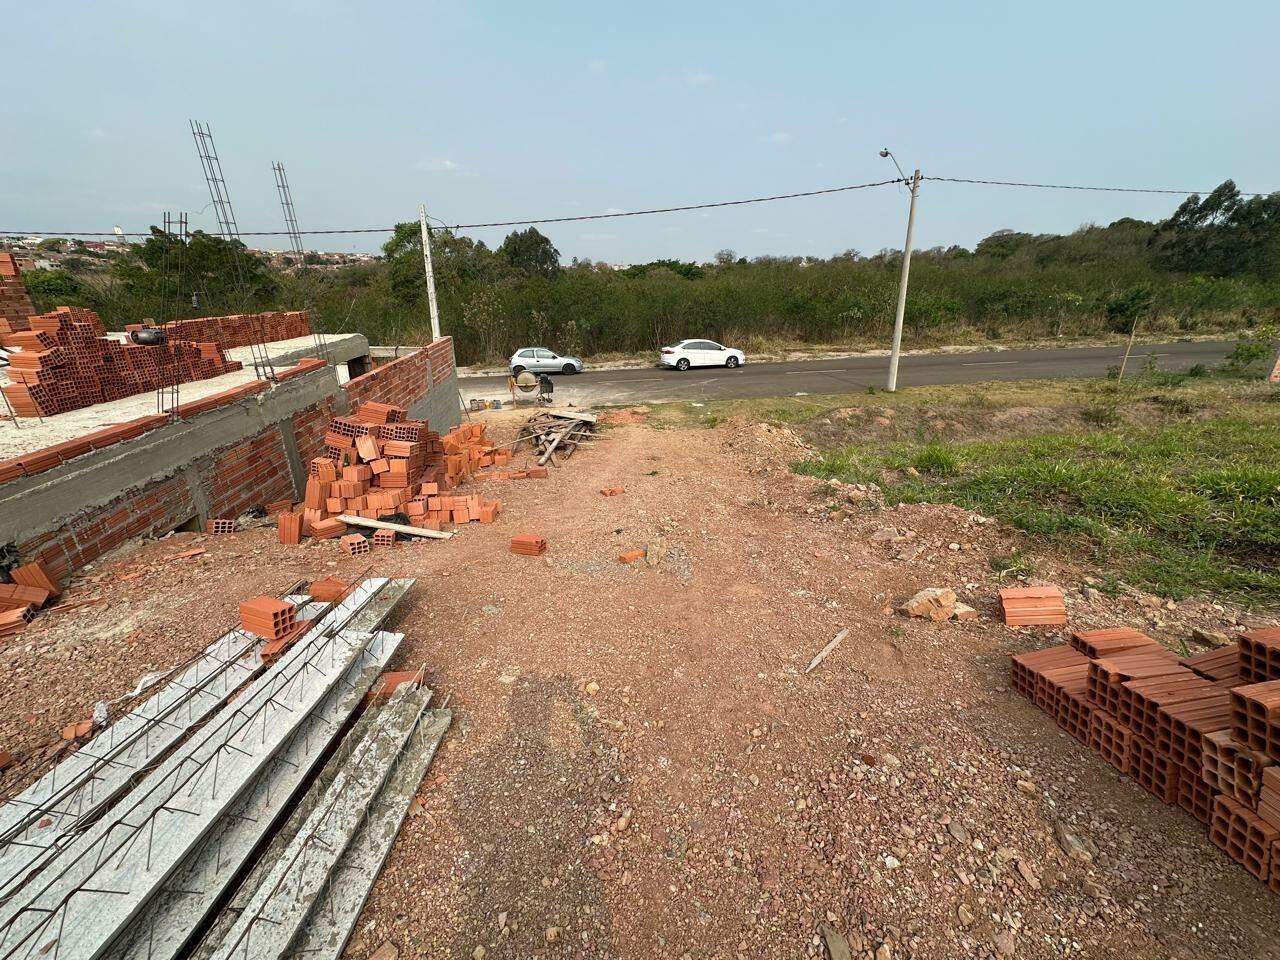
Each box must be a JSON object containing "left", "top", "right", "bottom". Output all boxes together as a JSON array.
[{"left": 794, "top": 377, "right": 1280, "bottom": 604}]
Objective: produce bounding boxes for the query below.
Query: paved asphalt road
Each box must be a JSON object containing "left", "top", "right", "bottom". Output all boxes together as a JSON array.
[{"left": 460, "top": 339, "right": 1235, "bottom": 405}]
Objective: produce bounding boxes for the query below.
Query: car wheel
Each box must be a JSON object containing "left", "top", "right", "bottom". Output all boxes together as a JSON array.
[
  {"left": 676, "top": 358, "right": 691, "bottom": 371},
  {"left": 725, "top": 356, "right": 740, "bottom": 368},
  {"left": 512, "top": 365, "right": 525, "bottom": 375},
  {"left": 562, "top": 363, "right": 577, "bottom": 375}
]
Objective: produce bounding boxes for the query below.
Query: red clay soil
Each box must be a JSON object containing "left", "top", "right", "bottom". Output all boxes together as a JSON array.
[{"left": 1, "top": 414, "right": 1278, "bottom": 960}]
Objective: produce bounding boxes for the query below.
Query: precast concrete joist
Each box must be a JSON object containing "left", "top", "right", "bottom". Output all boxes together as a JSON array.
[
  {"left": 288, "top": 708, "right": 452, "bottom": 960},
  {"left": 204, "top": 688, "right": 433, "bottom": 960},
  {"left": 0, "top": 629, "right": 264, "bottom": 902},
  {"left": 107, "top": 630, "right": 407, "bottom": 960},
  {"left": 0, "top": 579, "right": 407, "bottom": 960}
]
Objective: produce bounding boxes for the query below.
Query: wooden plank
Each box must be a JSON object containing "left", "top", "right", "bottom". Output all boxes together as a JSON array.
[
  {"left": 805, "top": 628, "right": 850, "bottom": 674},
  {"left": 336, "top": 516, "right": 452, "bottom": 540}
]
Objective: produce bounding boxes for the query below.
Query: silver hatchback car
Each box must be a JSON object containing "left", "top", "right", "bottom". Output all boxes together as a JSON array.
[{"left": 510, "top": 347, "right": 584, "bottom": 375}]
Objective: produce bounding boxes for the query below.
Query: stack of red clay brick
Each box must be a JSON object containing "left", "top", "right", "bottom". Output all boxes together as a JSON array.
[
  {"left": 0, "top": 560, "right": 62, "bottom": 638},
  {"left": 1000, "top": 585, "right": 1067, "bottom": 625},
  {"left": 132, "top": 310, "right": 311, "bottom": 352},
  {"left": 0, "top": 253, "right": 34, "bottom": 333},
  {"left": 1013, "top": 624, "right": 1280, "bottom": 891},
  {"left": 2, "top": 306, "right": 243, "bottom": 417},
  {"left": 276, "top": 402, "right": 503, "bottom": 545}
]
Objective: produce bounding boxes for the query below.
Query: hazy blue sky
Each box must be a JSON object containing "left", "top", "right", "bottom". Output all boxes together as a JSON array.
[{"left": 3, "top": 1, "right": 1276, "bottom": 262}]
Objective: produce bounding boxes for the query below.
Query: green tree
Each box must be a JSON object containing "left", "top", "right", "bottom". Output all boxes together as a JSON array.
[
  {"left": 497, "top": 227, "right": 560, "bottom": 278},
  {"left": 108, "top": 228, "right": 277, "bottom": 321},
  {"left": 1151, "top": 180, "right": 1280, "bottom": 279},
  {"left": 22, "top": 269, "right": 95, "bottom": 313}
]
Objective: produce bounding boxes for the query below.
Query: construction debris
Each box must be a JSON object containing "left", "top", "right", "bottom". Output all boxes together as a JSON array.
[
  {"left": 1012, "top": 624, "right": 1280, "bottom": 893},
  {"left": 514, "top": 410, "right": 598, "bottom": 466},
  {"left": 899, "top": 587, "right": 958, "bottom": 621},
  {"left": 805, "top": 627, "right": 851, "bottom": 674},
  {"left": 339, "top": 514, "right": 454, "bottom": 541}
]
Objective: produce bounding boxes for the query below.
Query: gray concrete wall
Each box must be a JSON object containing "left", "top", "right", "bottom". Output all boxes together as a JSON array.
[{"left": 0, "top": 369, "right": 347, "bottom": 547}]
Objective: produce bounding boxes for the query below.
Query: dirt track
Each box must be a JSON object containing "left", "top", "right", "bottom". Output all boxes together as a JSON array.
[{"left": 2, "top": 413, "right": 1278, "bottom": 960}]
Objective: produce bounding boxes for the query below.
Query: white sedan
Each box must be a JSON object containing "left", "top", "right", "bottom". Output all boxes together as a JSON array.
[{"left": 658, "top": 339, "right": 746, "bottom": 371}]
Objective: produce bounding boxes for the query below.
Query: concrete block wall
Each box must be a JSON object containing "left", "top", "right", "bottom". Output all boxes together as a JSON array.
[{"left": 3, "top": 338, "right": 460, "bottom": 580}]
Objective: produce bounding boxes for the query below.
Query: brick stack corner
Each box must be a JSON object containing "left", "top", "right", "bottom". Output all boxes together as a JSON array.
[{"left": 1013, "top": 624, "right": 1280, "bottom": 891}]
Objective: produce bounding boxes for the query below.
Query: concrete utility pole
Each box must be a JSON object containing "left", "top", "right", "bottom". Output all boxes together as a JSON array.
[
  {"left": 418, "top": 204, "right": 442, "bottom": 341},
  {"left": 886, "top": 168, "right": 922, "bottom": 392}
]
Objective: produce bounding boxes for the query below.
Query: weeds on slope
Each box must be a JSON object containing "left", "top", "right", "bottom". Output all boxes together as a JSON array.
[{"left": 795, "top": 377, "right": 1280, "bottom": 604}]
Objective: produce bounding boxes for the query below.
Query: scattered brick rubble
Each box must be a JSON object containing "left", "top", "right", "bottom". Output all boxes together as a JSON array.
[
  {"left": 1014, "top": 624, "right": 1280, "bottom": 892},
  {"left": 0, "top": 561, "right": 60, "bottom": 638}
]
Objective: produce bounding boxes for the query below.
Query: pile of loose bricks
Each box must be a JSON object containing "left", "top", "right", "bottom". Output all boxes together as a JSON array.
[
  {"left": 2, "top": 306, "right": 244, "bottom": 417},
  {"left": 272, "top": 403, "right": 533, "bottom": 552},
  {"left": 1013, "top": 624, "right": 1280, "bottom": 891},
  {"left": 0, "top": 560, "right": 61, "bottom": 638}
]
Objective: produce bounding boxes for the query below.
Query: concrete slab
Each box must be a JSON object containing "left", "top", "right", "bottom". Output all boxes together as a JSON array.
[{"left": 0, "top": 332, "right": 368, "bottom": 459}]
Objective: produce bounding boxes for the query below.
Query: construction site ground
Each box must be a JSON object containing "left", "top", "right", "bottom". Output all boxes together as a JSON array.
[{"left": 2, "top": 409, "right": 1278, "bottom": 960}]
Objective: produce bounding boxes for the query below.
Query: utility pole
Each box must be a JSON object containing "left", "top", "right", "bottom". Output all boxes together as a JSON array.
[
  {"left": 418, "top": 204, "right": 442, "bottom": 342},
  {"left": 886, "top": 168, "right": 921, "bottom": 392}
]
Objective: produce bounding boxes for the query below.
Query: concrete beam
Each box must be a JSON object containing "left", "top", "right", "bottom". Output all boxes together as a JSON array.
[
  {"left": 0, "top": 580, "right": 401, "bottom": 957},
  {"left": 202, "top": 687, "right": 432, "bottom": 960},
  {"left": 0, "top": 630, "right": 263, "bottom": 901},
  {"left": 110, "top": 630, "right": 407, "bottom": 960},
  {"left": 287, "top": 708, "right": 451, "bottom": 960}
]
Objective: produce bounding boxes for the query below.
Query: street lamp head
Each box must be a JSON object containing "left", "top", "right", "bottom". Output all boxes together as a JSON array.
[{"left": 879, "top": 148, "right": 890, "bottom": 158}]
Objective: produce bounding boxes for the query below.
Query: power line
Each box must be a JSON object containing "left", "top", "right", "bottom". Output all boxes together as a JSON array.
[
  {"left": 2, "top": 173, "right": 1273, "bottom": 239},
  {"left": 0, "top": 178, "right": 906, "bottom": 237},
  {"left": 924, "top": 176, "right": 1272, "bottom": 197},
  {"left": 440, "top": 178, "right": 907, "bottom": 229}
]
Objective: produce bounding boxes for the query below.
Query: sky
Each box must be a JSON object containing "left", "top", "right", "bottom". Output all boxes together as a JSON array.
[{"left": 2, "top": 1, "right": 1277, "bottom": 263}]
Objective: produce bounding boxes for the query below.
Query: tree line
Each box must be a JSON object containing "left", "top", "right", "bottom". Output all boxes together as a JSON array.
[{"left": 19, "top": 180, "right": 1280, "bottom": 365}]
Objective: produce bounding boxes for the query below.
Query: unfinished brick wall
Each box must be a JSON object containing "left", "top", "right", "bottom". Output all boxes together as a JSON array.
[
  {"left": 17, "top": 475, "right": 197, "bottom": 579},
  {"left": 207, "top": 430, "right": 296, "bottom": 520},
  {"left": 344, "top": 338, "right": 455, "bottom": 409},
  {"left": 291, "top": 397, "right": 338, "bottom": 467},
  {"left": 7, "top": 339, "right": 458, "bottom": 580}
]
